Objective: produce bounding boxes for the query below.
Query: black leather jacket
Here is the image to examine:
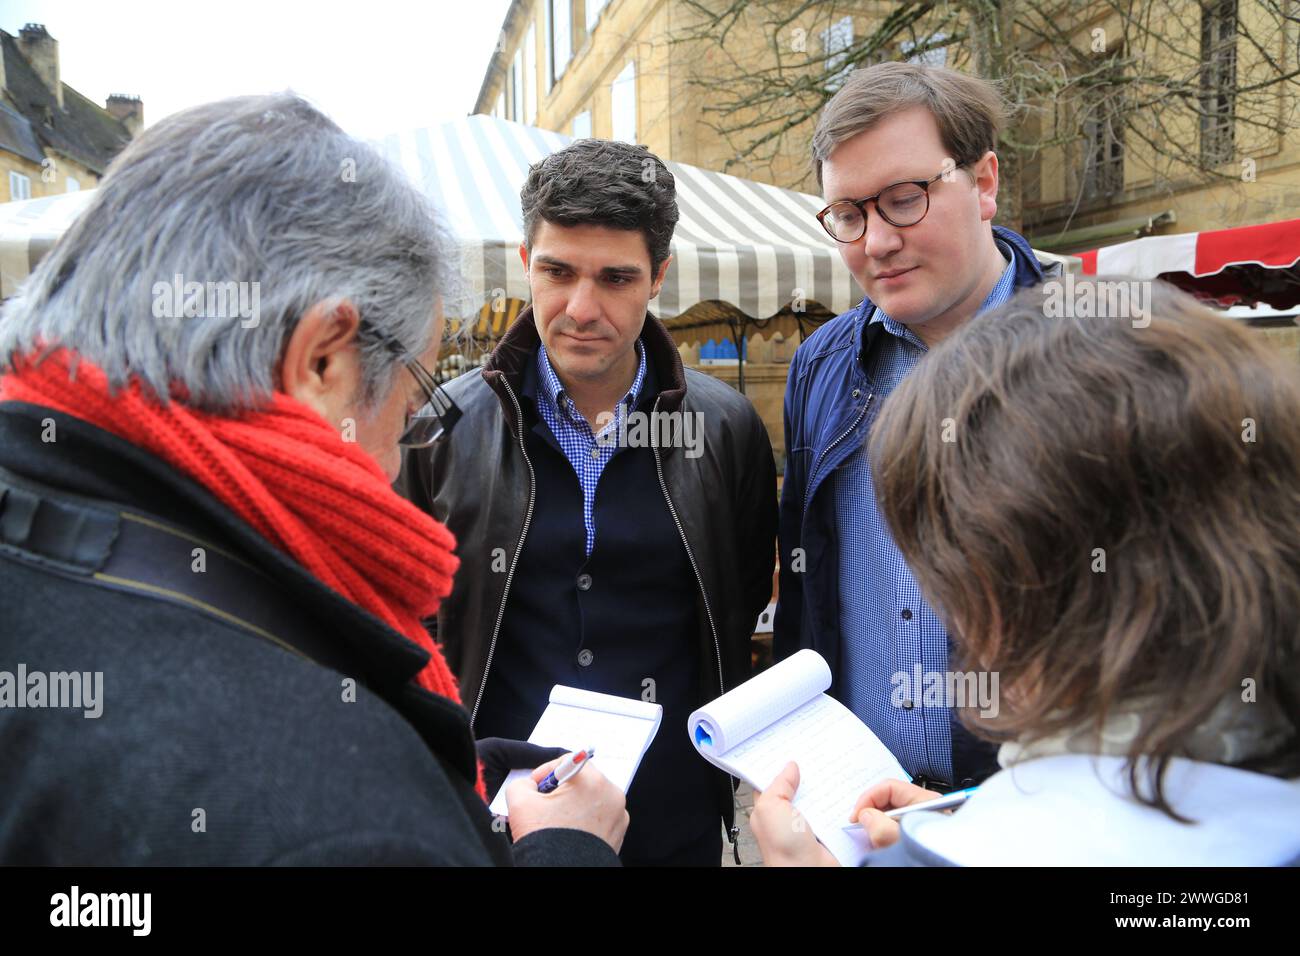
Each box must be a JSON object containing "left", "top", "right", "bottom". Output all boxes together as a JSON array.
[{"left": 401, "top": 311, "right": 778, "bottom": 837}]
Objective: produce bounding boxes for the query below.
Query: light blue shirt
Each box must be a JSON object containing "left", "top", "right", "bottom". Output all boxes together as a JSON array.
[
  {"left": 835, "top": 244, "right": 1017, "bottom": 782},
  {"left": 534, "top": 340, "right": 648, "bottom": 557}
]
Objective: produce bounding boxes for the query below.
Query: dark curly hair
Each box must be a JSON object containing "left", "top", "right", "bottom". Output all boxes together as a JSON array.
[{"left": 520, "top": 139, "right": 678, "bottom": 275}]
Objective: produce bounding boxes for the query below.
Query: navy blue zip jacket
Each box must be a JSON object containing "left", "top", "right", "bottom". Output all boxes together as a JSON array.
[{"left": 774, "top": 227, "right": 1060, "bottom": 760}]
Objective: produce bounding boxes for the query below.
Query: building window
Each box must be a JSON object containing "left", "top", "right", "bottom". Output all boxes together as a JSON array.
[
  {"left": 524, "top": 25, "right": 536, "bottom": 123},
  {"left": 9, "top": 171, "right": 31, "bottom": 201},
  {"left": 504, "top": 53, "right": 518, "bottom": 121},
  {"left": 66, "top": 177, "right": 80, "bottom": 193},
  {"left": 820, "top": 16, "right": 854, "bottom": 91},
  {"left": 572, "top": 110, "right": 592, "bottom": 139},
  {"left": 496, "top": 92, "right": 505, "bottom": 119},
  {"left": 511, "top": 51, "right": 524, "bottom": 122},
  {"left": 548, "top": 0, "right": 573, "bottom": 91},
  {"left": 587, "top": 0, "right": 608, "bottom": 32},
  {"left": 1200, "top": 0, "right": 1237, "bottom": 165},
  {"left": 611, "top": 60, "right": 636, "bottom": 144},
  {"left": 1081, "top": 96, "right": 1124, "bottom": 199},
  {"left": 903, "top": 32, "right": 949, "bottom": 67}
]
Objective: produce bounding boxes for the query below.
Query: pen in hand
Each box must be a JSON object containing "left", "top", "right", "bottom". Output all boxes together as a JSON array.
[
  {"left": 843, "top": 786, "right": 978, "bottom": 830},
  {"left": 536, "top": 747, "right": 596, "bottom": 794}
]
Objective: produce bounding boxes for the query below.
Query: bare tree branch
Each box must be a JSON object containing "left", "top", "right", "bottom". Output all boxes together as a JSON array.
[{"left": 670, "top": 0, "right": 1300, "bottom": 232}]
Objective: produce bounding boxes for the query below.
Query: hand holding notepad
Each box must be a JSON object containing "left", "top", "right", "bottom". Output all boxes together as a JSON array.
[
  {"left": 688, "top": 649, "right": 911, "bottom": 866},
  {"left": 488, "top": 685, "right": 662, "bottom": 817}
]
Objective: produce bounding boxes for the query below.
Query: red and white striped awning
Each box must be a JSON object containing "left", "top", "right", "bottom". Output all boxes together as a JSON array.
[{"left": 1078, "top": 218, "right": 1300, "bottom": 308}]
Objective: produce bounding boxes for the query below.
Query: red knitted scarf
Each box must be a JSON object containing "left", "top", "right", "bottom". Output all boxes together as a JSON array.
[{"left": 2, "top": 349, "right": 481, "bottom": 790}]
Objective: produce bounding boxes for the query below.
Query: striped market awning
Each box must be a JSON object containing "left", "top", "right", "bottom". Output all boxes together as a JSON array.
[
  {"left": 0, "top": 114, "right": 862, "bottom": 331},
  {"left": 374, "top": 114, "right": 862, "bottom": 327},
  {"left": 1077, "top": 218, "right": 1300, "bottom": 308},
  {"left": 0, "top": 187, "right": 95, "bottom": 299}
]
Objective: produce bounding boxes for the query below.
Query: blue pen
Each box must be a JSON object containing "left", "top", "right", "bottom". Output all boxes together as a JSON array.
[
  {"left": 843, "top": 786, "right": 978, "bottom": 829},
  {"left": 537, "top": 747, "right": 595, "bottom": 794}
]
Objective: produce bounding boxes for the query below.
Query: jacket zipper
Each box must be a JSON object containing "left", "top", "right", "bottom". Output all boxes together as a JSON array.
[
  {"left": 801, "top": 392, "right": 874, "bottom": 519},
  {"left": 470, "top": 376, "right": 537, "bottom": 730},
  {"left": 650, "top": 396, "right": 725, "bottom": 705},
  {"left": 651, "top": 394, "right": 740, "bottom": 857}
]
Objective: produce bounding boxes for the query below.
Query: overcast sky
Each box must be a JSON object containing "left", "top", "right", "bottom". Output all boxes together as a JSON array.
[{"left": 1, "top": 0, "right": 512, "bottom": 138}]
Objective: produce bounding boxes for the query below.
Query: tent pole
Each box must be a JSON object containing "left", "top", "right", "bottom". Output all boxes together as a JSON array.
[{"left": 732, "top": 316, "right": 746, "bottom": 395}]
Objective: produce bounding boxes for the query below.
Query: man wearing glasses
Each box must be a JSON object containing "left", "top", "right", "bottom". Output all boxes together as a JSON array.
[
  {"left": 401, "top": 139, "right": 778, "bottom": 866},
  {"left": 0, "top": 92, "right": 629, "bottom": 866},
  {"left": 775, "top": 63, "right": 1062, "bottom": 794}
]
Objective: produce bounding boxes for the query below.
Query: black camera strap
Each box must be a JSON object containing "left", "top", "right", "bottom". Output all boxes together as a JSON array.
[{"left": 0, "top": 465, "right": 354, "bottom": 675}]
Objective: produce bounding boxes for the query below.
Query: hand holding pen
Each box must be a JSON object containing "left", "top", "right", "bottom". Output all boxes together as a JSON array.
[
  {"left": 504, "top": 746, "right": 628, "bottom": 852},
  {"left": 844, "top": 785, "right": 977, "bottom": 828},
  {"left": 844, "top": 778, "right": 975, "bottom": 850},
  {"left": 536, "top": 747, "right": 596, "bottom": 794}
]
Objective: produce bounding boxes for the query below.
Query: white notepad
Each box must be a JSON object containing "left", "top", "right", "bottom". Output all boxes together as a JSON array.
[
  {"left": 688, "top": 649, "right": 911, "bottom": 866},
  {"left": 487, "top": 685, "right": 663, "bottom": 817}
]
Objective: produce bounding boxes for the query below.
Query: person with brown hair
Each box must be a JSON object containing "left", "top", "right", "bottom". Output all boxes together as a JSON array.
[
  {"left": 776, "top": 61, "right": 1062, "bottom": 793},
  {"left": 753, "top": 278, "right": 1300, "bottom": 865}
]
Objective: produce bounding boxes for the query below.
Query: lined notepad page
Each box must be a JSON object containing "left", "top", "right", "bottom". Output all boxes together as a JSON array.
[
  {"left": 488, "top": 686, "right": 662, "bottom": 817},
  {"left": 720, "top": 692, "right": 909, "bottom": 865},
  {"left": 687, "top": 650, "right": 911, "bottom": 866}
]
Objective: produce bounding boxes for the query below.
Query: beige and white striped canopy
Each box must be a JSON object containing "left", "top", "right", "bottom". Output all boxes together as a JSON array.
[{"left": 374, "top": 114, "right": 862, "bottom": 322}]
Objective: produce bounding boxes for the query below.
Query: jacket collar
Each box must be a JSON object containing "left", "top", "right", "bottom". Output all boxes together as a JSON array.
[
  {"left": 535, "top": 338, "right": 650, "bottom": 422},
  {"left": 481, "top": 307, "right": 689, "bottom": 421}
]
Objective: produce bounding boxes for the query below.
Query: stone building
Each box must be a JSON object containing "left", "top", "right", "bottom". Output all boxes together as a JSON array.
[
  {"left": 1, "top": 23, "right": 140, "bottom": 203},
  {"left": 475, "top": 1, "right": 1300, "bottom": 252},
  {"left": 474, "top": 1, "right": 827, "bottom": 193}
]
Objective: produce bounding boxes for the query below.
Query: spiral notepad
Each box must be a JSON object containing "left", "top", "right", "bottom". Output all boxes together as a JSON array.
[
  {"left": 488, "top": 685, "right": 662, "bottom": 817},
  {"left": 688, "top": 649, "right": 911, "bottom": 866}
]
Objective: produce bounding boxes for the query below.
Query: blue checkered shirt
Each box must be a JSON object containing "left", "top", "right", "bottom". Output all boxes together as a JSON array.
[
  {"left": 535, "top": 340, "right": 648, "bottom": 557},
  {"left": 836, "top": 244, "right": 1017, "bottom": 782}
]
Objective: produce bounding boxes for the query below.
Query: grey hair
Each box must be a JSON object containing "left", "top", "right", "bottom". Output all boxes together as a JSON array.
[{"left": 0, "top": 91, "right": 452, "bottom": 412}]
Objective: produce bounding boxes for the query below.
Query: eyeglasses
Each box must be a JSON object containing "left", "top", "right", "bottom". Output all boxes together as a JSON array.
[
  {"left": 367, "top": 326, "right": 462, "bottom": 448},
  {"left": 399, "top": 357, "right": 462, "bottom": 448},
  {"left": 816, "top": 165, "right": 966, "bottom": 243}
]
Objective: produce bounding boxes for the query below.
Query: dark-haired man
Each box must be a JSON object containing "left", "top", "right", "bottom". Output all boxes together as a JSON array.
[{"left": 401, "top": 139, "right": 777, "bottom": 866}]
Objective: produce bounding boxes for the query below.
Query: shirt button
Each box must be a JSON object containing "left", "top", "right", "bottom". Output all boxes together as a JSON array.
[
  {"left": 901, "top": 700, "right": 914, "bottom": 710},
  {"left": 590, "top": 446, "right": 601, "bottom": 459},
  {"left": 577, "top": 573, "right": 592, "bottom": 591},
  {"left": 577, "top": 649, "right": 594, "bottom": 667},
  {"left": 852, "top": 388, "right": 861, "bottom": 400},
  {"left": 901, "top": 609, "right": 913, "bottom": 621}
]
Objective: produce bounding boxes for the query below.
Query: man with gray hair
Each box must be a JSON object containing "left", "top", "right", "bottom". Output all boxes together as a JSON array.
[{"left": 0, "top": 92, "right": 627, "bottom": 865}]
